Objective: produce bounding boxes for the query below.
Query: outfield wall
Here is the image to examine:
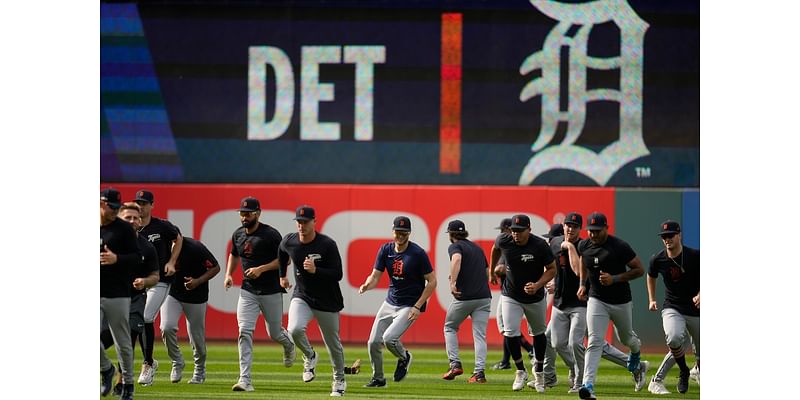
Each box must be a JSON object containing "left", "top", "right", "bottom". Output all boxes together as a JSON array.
[{"left": 106, "top": 183, "right": 698, "bottom": 350}]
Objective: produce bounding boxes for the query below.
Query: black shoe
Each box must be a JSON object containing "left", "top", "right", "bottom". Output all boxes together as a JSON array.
[
  {"left": 393, "top": 350, "right": 412, "bottom": 382},
  {"left": 100, "top": 365, "right": 115, "bottom": 396},
  {"left": 491, "top": 361, "right": 511, "bottom": 370},
  {"left": 363, "top": 377, "right": 387, "bottom": 388},
  {"left": 677, "top": 369, "right": 690, "bottom": 394},
  {"left": 112, "top": 383, "right": 123, "bottom": 396},
  {"left": 120, "top": 383, "right": 134, "bottom": 400}
]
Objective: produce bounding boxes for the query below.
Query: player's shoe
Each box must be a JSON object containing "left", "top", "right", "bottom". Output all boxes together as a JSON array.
[
  {"left": 467, "top": 371, "right": 487, "bottom": 384},
  {"left": 232, "top": 380, "right": 255, "bottom": 392},
  {"left": 188, "top": 375, "right": 205, "bottom": 384},
  {"left": 119, "top": 383, "right": 134, "bottom": 400},
  {"left": 283, "top": 342, "right": 296, "bottom": 368},
  {"left": 648, "top": 377, "right": 670, "bottom": 395},
  {"left": 633, "top": 360, "right": 649, "bottom": 391},
  {"left": 112, "top": 383, "right": 123, "bottom": 396},
  {"left": 442, "top": 362, "right": 464, "bottom": 380},
  {"left": 363, "top": 377, "right": 387, "bottom": 388},
  {"left": 303, "top": 351, "right": 318, "bottom": 382},
  {"left": 626, "top": 351, "right": 641, "bottom": 372},
  {"left": 689, "top": 365, "right": 700, "bottom": 385},
  {"left": 100, "top": 365, "right": 115, "bottom": 396},
  {"left": 512, "top": 370, "right": 528, "bottom": 391},
  {"left": 393, "top": 350, "right": 412, "bottom": 382},
  {"left": 568, "top": 384, "right": 582, "bottom": 394},
  {"left": 138, "top": 359, "right": 158, "bottom": 386},
  {"left": 568, "top": 369, "right": 576, "bottom": 389},
  {"left": 492, "top": 361, "right": 511, "bottom": 370},
  {"left": 578, "top": 383, "right": 596, "bottom": 400},
  {"left": 170, "top": 363, "right": 184, "bottom": 383},
  {"left": 330, "top": 379, "right": 346, "bottom": 397},
  {"left": 677, "top": 369, "right": 690, "bottom": 394}
]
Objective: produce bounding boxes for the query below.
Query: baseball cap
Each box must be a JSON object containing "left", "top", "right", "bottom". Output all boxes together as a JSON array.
[
  {"left": 564, "top": 212, "right": 583, "bottom": 228},
  {"left": 101, "top": 188, "right": 122, "bottom": 209},
  {"left": 239, "top": 196, "right": 260, "bottom": 212},
  {"left": 446, "top": 219, "right": 466, "bottom": 233},
  {"left": 586, "top": 212, "right": 608, "bottom": 230},
  {"left": 392, "top": 216, "right": 412, "bottom": 232},
  {"left": 135, "top": 189, "right": 154, "bottom": 204},
  {"left": 293, "top": 205, "right": 315, "bottom": 221},
  {"left": 495, "top": 218, "right": 512, "bottom": 230},
  {"left": 658, "top": 220, "right": 681, "bottom": 235},
  {"left": 509, "top": 214, "right": 531, "bottom": 230},
  {"left": 542, "top": 223, "right": 564, "bottom": 238}
]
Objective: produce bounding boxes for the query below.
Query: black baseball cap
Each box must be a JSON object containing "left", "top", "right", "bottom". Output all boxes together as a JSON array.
[
  {"left": 495, "top": 218, "right": 512, "bottom": 230},
  {"left": 101, "top": 188, "right": 122, "bottom": 209},
  {"left": 658, "top": 220, "right": 681, "bottom": 235},
  {"left": 542, "top": 223, "right": 564, "bottom": 238},
  {"left": 239, "top": 196, "right": 260, "bottom": 212},
  {"left": 135, "top": 189, "right": 154, "bottom": 204},
  {"left": 564, "top": 212, "right": 583, "bottom": 228},
  {"left": 293, "top": 205, "right": 315, "bottom": 221},
  {"left": 510, "top": 214, "right": 531, "bottom": 229},
  {"left": 446, "top": 219, "right": 466, "bottom": 233},
  {"left": 586, "top": 212, "right": 608, "bottom": 230},
  {"left": 393, "top": 216, "right": 412, "bottom": 232}
]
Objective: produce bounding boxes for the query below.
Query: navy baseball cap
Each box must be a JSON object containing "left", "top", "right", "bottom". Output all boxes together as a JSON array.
[
  {"left": 586, "top": 212, "right": 608, "bottom": 230},
  {"left": 293, "top": 205, "right": 315, "bottom": 221},
  {"left": 542, "top": 223, "right": 564, "bottom": 238},
  {"left": 101, "top": 188, "right": 122, "bottom": 209},
  {"left": 658, "top": 220, "right": 681, "bottom": 235},
  {"left": 446, "top": 219, "right": 466, "bottom": 233},
  {"left": 393, "top": 216, "right": 412, "bottom": 231},
  {"left": 135, "top": 189, "right": 154, "bottom": 204},
  {"left": 564, "top": 212, "right": 583, "bottom": 228},
  {"left": 495, "top": 218, "right": 512, "bottom": 230},
  {"left": 239, "top": 196, "right": 260, "bottom": 212},
  {"left": 510, "top": 214, "right": 531, "bottom": 229}
]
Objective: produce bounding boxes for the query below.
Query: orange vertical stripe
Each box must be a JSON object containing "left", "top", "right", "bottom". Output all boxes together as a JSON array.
[{"left": 440, "top": 13, "right": 462, "bottom": 174}]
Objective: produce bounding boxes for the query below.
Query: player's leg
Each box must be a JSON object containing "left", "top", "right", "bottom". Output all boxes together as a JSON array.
[
  {"left": 600, "top": 339, "right": 629, "bottom": 368},
  {"left": 583, "top": 297, "right": 610, "bottom": 387},
  {"left": 381, "top": 305, "right": 415, "bottom": 382},
  {"left": 183, "top": 301, "right": 208, "bottom": 383},
  {"left": 235, "top": 290, "right": 259, "bottom": 386},
  {"left": 566, "top": 307, "right": 587, "bottom": 392},
  {"left": 105, "top": 297, "right": 134, "bottom": 384},
  {"left": 159, "top": 295, "right": 185, "bottom": 382},
  {"left": 493, "top": 296, "right": 511, "bottom": 369},
  {"left": 685, "top": 314, "right": 699, "bottom": 384},
  {"left": 662, "top": 308, "right": 692, "bottom": 392},
  {"left": 542, "top": 319, "right": 557, "bottom": 383},
  {"left": 469, "top": 299, "right": 491, "bottom": 375},
  {"left": 500, "top": 296, "right": 528, "bottom": 391},
  {"left": 140, "top": 282, "right": 169, "bottom": 384},
  {"left": 287, "top": 297, "right": 319, "bottom": 382},
  {"left": 313, "top": 308, "right": 346, "bottom": 382},
  {"left": 258, "top": 292, "right": 295, "bottom": 366},
  {"left": 608, "top": 301, "right": 647, "bottom": 391},
  {"left": 443, "top": 299, "right": 470, "bottom": 376},
  {"left": 521, "top": 299, "right": 547, "bottom": 391}
]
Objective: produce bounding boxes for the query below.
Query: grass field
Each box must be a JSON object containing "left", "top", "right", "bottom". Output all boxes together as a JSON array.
[{"left": 103, "top": 342, "right": 700, "bottom": 399}]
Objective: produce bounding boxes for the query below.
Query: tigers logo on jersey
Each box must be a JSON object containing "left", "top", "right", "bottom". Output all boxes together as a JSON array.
[
  {"left": 669, "top": 265, "right": 682, "bottom": 282},
  {"left": 391, "top": 258, "right": 405, "bottom": 279},
  {"left": 521, "top": 254, "right": 534, "bottom": 262},
  {"left": 242, "top": 240, "right": 253, "bottom": 257}
]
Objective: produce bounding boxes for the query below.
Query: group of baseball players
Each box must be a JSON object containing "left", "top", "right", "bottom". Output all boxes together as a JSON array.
[{"left": 100, "top": 188, "right": 699, "bottom": 399}]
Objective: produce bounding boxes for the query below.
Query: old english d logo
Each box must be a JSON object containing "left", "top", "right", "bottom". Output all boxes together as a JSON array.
[{"left": 518, "top": 0, "right": 650, "bottom": 186}]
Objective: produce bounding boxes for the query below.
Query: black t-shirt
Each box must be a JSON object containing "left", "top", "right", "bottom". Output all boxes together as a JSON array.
[
  {"left": 169, "top": 237, "right": 219, "bottom": 304},
  {"left": 648, "top": 246, "right": 700, "bottom": 317},
  {"left": 373, "top": 242, "right": 434, "bottom": 310},
  {"left": 495, "top": 233, "right": 554, "bottom": 304},
  {"left": 278, "top": 232, "right": 344, "bottom": 312},
  {"left": 578, "top": 235, "right": 637, "bottom": 304},
  {"left": 549, "top": 235, "right": 587, "bottom": 310},
  {"left": 139, "top": 217, "right": 181, "bottom": 284},
  {"left": 133, "top": 234, "right": 160, "bottom": 297},
  {"left": 448, "top": 239, "right": 491, "bottom": 301},
  {"left": 100, "top": 218, "right": 141, "bottom": 298},
  {"left": 230, "top": 223, "right": 284, "bottom": 295}
]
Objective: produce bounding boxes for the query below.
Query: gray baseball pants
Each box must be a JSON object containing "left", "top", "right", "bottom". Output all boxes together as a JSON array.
[
  {"left": 367, "top": 301, "right": 416, "bottom": 380},
  {"left": 144, "top": 282, "right": 171, "bottom": 323},
  {"left": 236, "top": 290, "right": 294, "bottom": 383},
  {"left": 100, "top": 296, "right": 134, "bottom": 384},
  {"left": 444, "top": 298, "right": 491, "bottom": 372},
  {"left": 583, "top": 297, "right": 641, "bottom": 386},
  {"left": 500, "top": 295, "right": 546, "bottom": 337},
  {"left": 653, "top": 333, "right": 694, "bottom": 381},
  {"left": 161, "top": 295, "right": 207, "bottom": 379},
  {"left": 287, "top": 297, "right": 345, "bottom": 381}
]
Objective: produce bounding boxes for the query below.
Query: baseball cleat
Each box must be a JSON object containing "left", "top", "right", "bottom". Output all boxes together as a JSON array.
[
  {"left": 302, "top": 351, "right": 318, "bottom": 382},
  {"left": 232, "top": 380, "right": 255, "bottom": 392},
  {"left": 442, "top": 363, "right": 464, "bottom": 380},
  {"left": 512, "top": 370, "right": 528, "bottom": 391},
  {"left": 578, "top": 383, "right": 596, "bottom": 400},
  {"left": 329, "top": 379, "right": 346, "bottom": 397},
  {"left": 648, "top": 377, "right": 670, "bottom": 395},
  {"left": 467, "top": 371, "right": 487, "bottom": 383},
  {"left": 170, "top": 363, "right": 184, "bottom": 383},
  {"left": 492, "top": 361, "right": 511, "bottom": 370},
  {"left": 100, "top": 365, "right": 115, "bottom": 396},
  {"left": 689, "top": 364, "right": 700, "bottom": 385},
  {"left": 138, "top": 359, "right": 158, "bottom": 386},
  {"left": 633, "top": 360, "right": 649, "bottom": 391},
  {"left": 119, "top": 383, "right": 134, "bottom": 400},
  {"left": 393, "top": 350, "right": 412, "bottom": 382},
  {"left": 188, "top": 375, "right": 205, "bottom": 384},
  {"left": 363, "top": 377, "right": 387, "bottom": 388}
]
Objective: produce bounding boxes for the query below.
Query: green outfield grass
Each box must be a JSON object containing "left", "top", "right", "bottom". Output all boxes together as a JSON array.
[{"left": 102, "top": 342, "right": 699, "bottom": 399}]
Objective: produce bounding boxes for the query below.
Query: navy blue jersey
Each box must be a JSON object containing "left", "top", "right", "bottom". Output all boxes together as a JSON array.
[
  {"left": 549, "top": 236, "right": 586, "bottom": 310},
  {"left": 578, "top": 235, "right": 637, "bottom": 304},
  {"left": 495, "top": 233, "right": 554, "bottom": 304},
  {"left": 101, "top": 218, "right": 141, "bottom": 298},
  {"left": 373, "top": 242, "right": 434, "bottom": 311},
  {"left": 170, "top": 237, "right": 219, "bottom": 304},
  {"left": 648, "top": 246, "right": 700, "bottom": 317},
  {"left": 139, "top": 217, "right": 181, "bottom": 284},
  {"left": 448, "top": 239, "right": 491, "bottom": 301},
  {"left": 133, "top": 234, "right": 159, "bottom": 297},
  {"left": 278, "top": 232, "right": 344, "bottom": 312},
  {"left": 230, "top": 223, "right": 284, "bottom": 295}
]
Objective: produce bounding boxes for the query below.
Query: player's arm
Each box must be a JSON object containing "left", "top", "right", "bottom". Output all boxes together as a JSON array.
[
  {"left": 577, "top": 256, "right": 588, "bottom": 301},
  {"left": 489, "top": 245, "right": 501, "bottom": 285},
  {"left": 563, "top": 240, "right": 581, "bottom": 276},
  {"left": 358, "top": 268, "right": 383, "bottom": 294},
  {"left": 164, "top": 234, "right": 183, "bottom": 276},
  {"left": 449, "top": 253, "right": 463, "bottom": 298},
  {"left": 185, "top": 263, "right": 221, "bottom": 290},
  {"left": 614, "top": 255, "right": 645, "bottom": 282},
  {"left": 224, "top": 253, "right": 240, "bottom": 289},
  {"left": 244, "top": 258, "right": 280, "bottom": 280},
  {"left": 646, "top": 274, "right": 658, "bottom": 311}
]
